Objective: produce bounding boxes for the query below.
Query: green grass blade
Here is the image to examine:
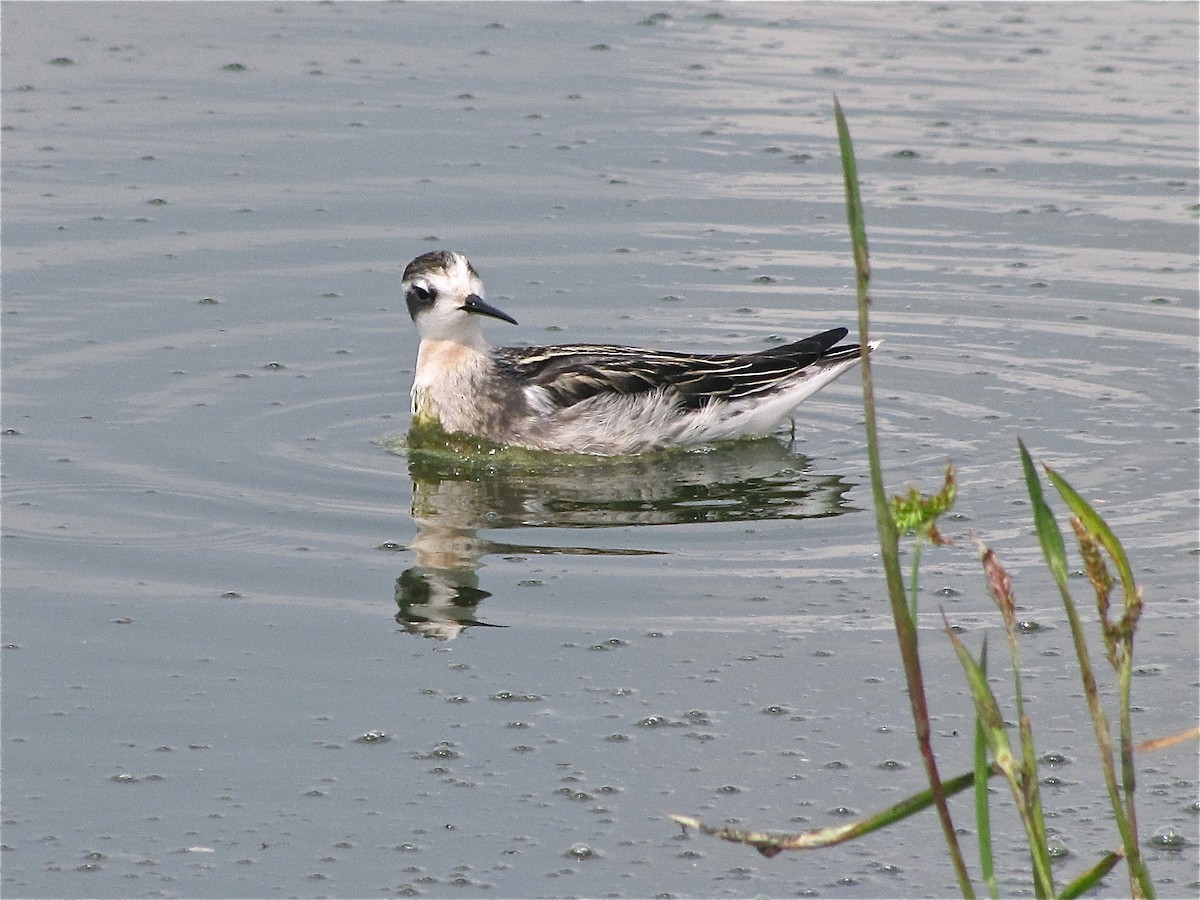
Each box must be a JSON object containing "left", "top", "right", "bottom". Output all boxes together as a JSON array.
[
  {"left": 943, "top": 610, "right": 1056, "bottom": 898},
  {"left": 976, "top": 535, "right": 1056, "bottom": 895},
  {"left": 833, "top": 98, "right": 871, "bottom": 281},
  {"left": 1018, "top": 438, "right": 1070, "bottom": 587},
  {"left": 1045, "top": 466, "right": 1155, "bottom": 898},
  {"left": 908, "top": 533, "right": 923, "bottom": 625},
  {"left": 834, "top": 95, "right": 896, "bottom": 571},
  {"left": 1018, "top": 707, "right": 1055, "bottom": 899},
  {"left": 942, "top": 612, "right": 1012, "bottom": 764},
  {"left": 836, "top": 95, "right": 973, "bottom": 898},
  {"left": 1059, "top": 849, "right": 1125, "bottom": 900},
  {"left": 973, "top": 637, "right": 1000, "bottom": 900},
  {"left": 1044, "top": 465, "right": 1137, "bottom": 602},
  {"left": 1019, "top": 441, "right": 1154, "bottom": 898}
]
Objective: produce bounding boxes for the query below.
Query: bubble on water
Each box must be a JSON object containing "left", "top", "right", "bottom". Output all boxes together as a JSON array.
[
  {"left": 355, "top": 730, "right": 390, "bottom": 744},
  {"left": 1150, "top": 827, "right": 1187, "bottom": 850},
  {"left": 565, "top": 842, "right": 599, "bottom": 859}
]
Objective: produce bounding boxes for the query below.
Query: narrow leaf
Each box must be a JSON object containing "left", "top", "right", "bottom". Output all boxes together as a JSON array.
[
  {"left": 941, "top": 610, "right": 1011, "bottom": 760},
  {"left": 973, "top": 638, "right": 1000, "bottom": 900},
  {"left": 669, "top": 765, "right": 990, "bottom": 856},
  {"left": 1045, "top": 464, "right": 1137, "bottom": 605},
  {"left": 834, "top": 96, "right": 870, "bottom": 282},
  {"left": 1018, "top": 438, "right": 1070, "bottom": 587},
  {"left": 1059, "top": 849, "right": 1125, "bottom": 900}
]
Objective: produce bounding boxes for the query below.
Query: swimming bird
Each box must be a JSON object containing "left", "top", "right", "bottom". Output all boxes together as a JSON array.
[{"left": 403, "top": 250, "right": 875, "bottom": 456}]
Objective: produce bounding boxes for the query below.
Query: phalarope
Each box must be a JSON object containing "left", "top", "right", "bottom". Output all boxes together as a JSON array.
[{"left": 403, "top": 250, "right": 875, "bottom": 456}]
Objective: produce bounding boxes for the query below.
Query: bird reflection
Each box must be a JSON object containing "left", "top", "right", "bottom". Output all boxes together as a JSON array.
[{"left": 393, "top": 433, "right": 855, "bottom": 640}]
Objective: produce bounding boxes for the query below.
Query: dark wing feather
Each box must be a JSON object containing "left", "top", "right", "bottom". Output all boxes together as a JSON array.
[{"left": 496, "top": 327, "right": 858, "bottom": 411}]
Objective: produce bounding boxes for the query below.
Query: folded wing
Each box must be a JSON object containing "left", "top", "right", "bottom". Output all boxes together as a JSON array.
[{"left": 496, "top": 327, "right": 860, "bottom": 411}]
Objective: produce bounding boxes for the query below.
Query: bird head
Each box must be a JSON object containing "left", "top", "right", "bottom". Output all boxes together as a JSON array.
[{"left": 402, "top": 250, "right": 518, "bottom": 343}]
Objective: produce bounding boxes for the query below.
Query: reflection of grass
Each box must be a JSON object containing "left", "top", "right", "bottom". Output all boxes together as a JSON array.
[{"left": 671, "top": 99, "right": 1173, "bottom": 899}]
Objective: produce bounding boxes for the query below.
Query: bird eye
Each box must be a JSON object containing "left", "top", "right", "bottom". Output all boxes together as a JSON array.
[
  {"left": 410, "top": 284, "right": 437, "bottom": 304},
  {"left": 405, "top": 283, "right": 439, "bottom": 321}
]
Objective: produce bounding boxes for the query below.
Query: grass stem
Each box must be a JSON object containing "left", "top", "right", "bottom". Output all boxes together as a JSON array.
[{"left": 835, "top": 95, "right": 975, "bottom": 898}]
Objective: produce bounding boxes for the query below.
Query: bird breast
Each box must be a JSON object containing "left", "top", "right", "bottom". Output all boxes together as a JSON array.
[{"left": 411, "top": 340, "right": 491, "bottom": 425}]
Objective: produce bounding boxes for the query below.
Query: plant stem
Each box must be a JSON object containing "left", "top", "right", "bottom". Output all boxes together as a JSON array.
[
  {"left": 835, "top": 95, "right": 974, "bottom": 898},
  {"left": 1024, "top": 447, "right": 1155, "bottom": 898},
  {"left": 909, "top": 533, "right": 923, "bottom": 624}
]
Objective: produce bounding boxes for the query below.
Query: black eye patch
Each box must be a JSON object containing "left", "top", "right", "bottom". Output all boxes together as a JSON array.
[{"left": 406, "top": 283, "right": 437, "bottom": 320}]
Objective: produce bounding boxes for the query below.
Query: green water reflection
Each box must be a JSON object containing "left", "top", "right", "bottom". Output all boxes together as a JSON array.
[{"left": 389, "top": 431, "right": 858, "bottom": 639}]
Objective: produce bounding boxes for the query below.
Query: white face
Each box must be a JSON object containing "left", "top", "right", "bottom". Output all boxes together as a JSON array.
[{"left": 402, "top": 251, "right": 517, "bottom": 343}]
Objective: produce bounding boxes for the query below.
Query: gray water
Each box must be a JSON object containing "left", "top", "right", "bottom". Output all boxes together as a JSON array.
[{"left": 2, "top": 3, "right": 1197, "bottom": 898}]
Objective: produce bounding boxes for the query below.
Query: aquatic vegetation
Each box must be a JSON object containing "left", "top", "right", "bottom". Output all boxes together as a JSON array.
[{"left": 671, "top": 99, "right": 1186, "bottom": 899}]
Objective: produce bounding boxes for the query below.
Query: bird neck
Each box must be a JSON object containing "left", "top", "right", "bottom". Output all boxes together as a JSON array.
[
  {"left": 411, "top": 337, "right": 498, "bottom": 431},
  {"left": 414, "top": 336, "right": 493, "bottom": 377}
]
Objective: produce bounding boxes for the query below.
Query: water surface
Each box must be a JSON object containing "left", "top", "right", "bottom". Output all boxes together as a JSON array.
[{"left": 3, "top": 3, "right": 1197, "bottom": 898}]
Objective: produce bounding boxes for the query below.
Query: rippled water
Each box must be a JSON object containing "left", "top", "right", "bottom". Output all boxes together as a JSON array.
[{"left": 3, "top": 3, "right": 1197, "bottom": 898}]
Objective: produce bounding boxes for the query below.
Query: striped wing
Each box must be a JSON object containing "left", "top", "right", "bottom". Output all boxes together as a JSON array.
[{"left": 495, "top": 327, "right": 859, "bottom": 411}]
